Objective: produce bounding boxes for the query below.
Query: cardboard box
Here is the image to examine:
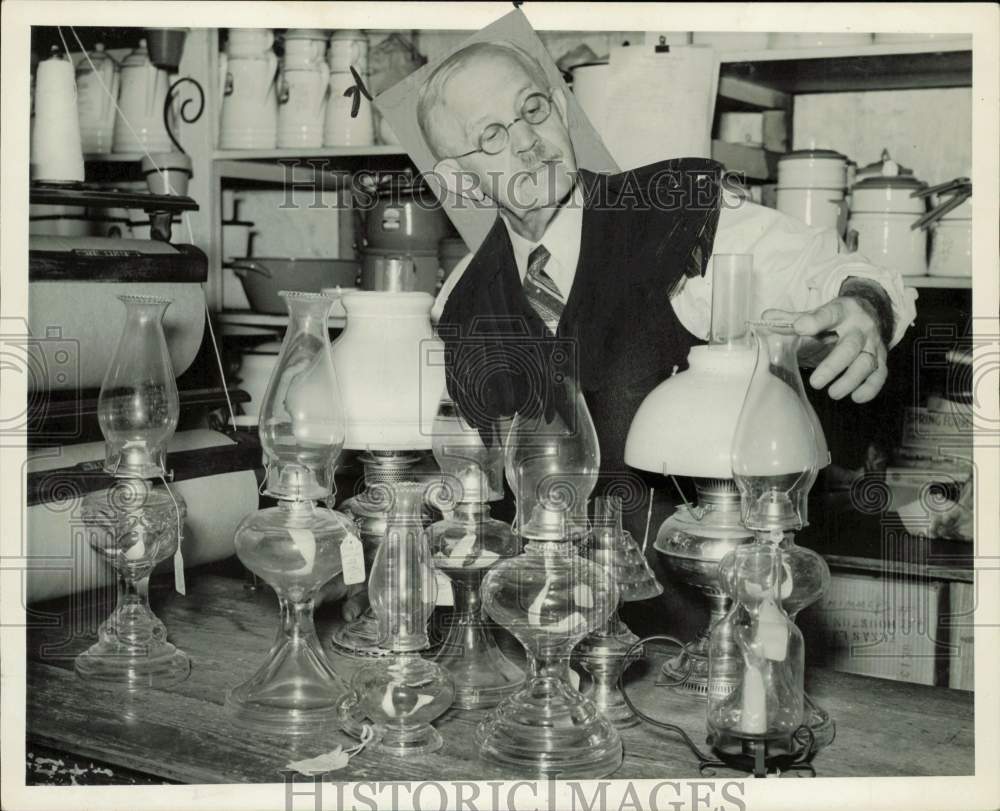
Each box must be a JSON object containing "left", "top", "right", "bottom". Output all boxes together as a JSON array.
[{"left": 802, "top": 571, "right": 945, "bottom": 686}]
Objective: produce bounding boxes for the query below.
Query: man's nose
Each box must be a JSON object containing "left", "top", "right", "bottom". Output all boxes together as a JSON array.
[{"left": 509, "top": 120, "right": 540, "bottom": 156}]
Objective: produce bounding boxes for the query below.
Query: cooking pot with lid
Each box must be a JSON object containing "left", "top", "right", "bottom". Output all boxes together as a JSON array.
[{"left": 362, "top": 179, "right": 452, "bottom": 251}]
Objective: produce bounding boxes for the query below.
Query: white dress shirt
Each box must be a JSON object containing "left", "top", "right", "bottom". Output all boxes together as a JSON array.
[{"left": 432, "top": 186, "right": 918, "bottom": 349}]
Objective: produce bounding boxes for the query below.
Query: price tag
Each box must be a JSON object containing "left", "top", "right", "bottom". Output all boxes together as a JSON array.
[
  {"left": 435, "top": 570, "right": 454, "bottom": 606},
  {"left": 173, "top": 547, "right": 186, "bottom": 596},
  {"left": 341, "top": 534, "right": 366, "bottom": 585}
]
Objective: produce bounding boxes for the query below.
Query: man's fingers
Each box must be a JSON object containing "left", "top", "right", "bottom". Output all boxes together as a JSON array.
[
  {"left": 760, "top": 307, "right": 797, "bottom": 324},
  {"left": 792, "top": 300, "right": 845, "bottom": 337},
  {"left": 828, "top": 348, "right": 879, "bottom": 400},
  {"left": 849, "top": 346, "right": 889, "bottom": 403},
  {"left": 808, "top": 331, "right": 865, "bottom": 390}
]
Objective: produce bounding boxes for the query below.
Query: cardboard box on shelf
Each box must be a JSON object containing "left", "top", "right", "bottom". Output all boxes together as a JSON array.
[{"left": 801, "top": 570, "right": 946, "bottom": 686}]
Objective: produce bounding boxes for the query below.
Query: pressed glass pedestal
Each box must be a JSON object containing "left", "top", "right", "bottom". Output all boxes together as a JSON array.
[
  {"left": 227, "top": 500, "right": 351, "bottom": 734},
  {"left": 75, "top": 482, "right": 190, "bottom": 688},
  {"left": 476, "top": 540, "right": 622, "bottom": 778}
]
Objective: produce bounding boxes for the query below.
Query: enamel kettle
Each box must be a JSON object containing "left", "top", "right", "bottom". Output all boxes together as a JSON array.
[
  {"left": 277, "top": 29, "right": 329, "bottom": 148},
  {"left": 220, "top": 28, "right": 278, "bottom": 150},
  {"left": 113, "top": 39, "right": 175, "bottom": 154}
]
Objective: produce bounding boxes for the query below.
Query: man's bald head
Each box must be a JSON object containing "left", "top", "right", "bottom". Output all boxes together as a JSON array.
[{"left": 417, "top": 40, "right": 551, "bottom": 160}]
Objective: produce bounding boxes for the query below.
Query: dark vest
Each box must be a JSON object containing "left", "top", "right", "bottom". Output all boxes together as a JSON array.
[{"left": 438, "top": 158, "right": 724, "bottom": 488}]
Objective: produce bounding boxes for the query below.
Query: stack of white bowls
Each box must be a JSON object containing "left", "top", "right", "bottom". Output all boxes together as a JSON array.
[
  {"left": 775, "top": 149, "right": 848, "bottom": 236},
  {"left": 847, "top": 175, "right": 928, "bottom": 276}
]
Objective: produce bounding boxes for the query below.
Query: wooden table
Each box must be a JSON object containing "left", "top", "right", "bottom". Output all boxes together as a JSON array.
[{"left": 26, "top": 573, "right": 974, "bottom": 784}]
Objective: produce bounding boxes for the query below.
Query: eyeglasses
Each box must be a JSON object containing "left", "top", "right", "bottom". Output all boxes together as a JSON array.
[{"left": 446, "top": 92, "right": 554, "bottom": 159}]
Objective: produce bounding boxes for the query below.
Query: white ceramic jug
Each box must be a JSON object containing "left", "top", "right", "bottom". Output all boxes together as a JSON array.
[
  {"left": 324, "top": 70, "right": 374, "bottom": 147},
  {"left": 76, "top": 43, "right": 120, "bottom": 154},
  {"left": 220, "top": 29, "right": 278, "bottom": 149},
  {"left": 113, "top": 39, "right": 175, "bottom": 154},
  {"left": 278, "top": 30, "right": 329, "bottom": 148}
]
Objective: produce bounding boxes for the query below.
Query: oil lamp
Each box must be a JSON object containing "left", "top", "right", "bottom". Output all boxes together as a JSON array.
[
  {"left": 576, "top": 495, "right": 662, "bottom": 727},
  {"left": 476, "top": 379, "right": 623, "bottom": 778},
  {"left": 705, "top": 319, "right": 828, "bottom": 773},
  {"left": 330, "top": 291, "right": 445, "bottom": 657},
  {"left": 337, "top": 482, "right": 455, "bottom": 755},
  {"left": 625, "top": 256, "right": 757, "bottom": 694},
  {"left": 226, "top": 291, "right": 357, "bottom": 734},
  {"left": 428, "top": 399, "right": 524, "bottom": 709},
  {"left": 76, "top": 294, "right": 189, "bottom": 687}
]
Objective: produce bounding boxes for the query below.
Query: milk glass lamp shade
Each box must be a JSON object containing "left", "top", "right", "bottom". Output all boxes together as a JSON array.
[
  {"left": 503, "top": 379, "right": 600, "bottom": 541},
  {"left": 259, "top": 292, "right": 345, "bottom": 500},
  {"left": 731, "top": 322, "right": 820, "bottom": 532},
  {"left": 432, "top": 399, "right": 504, "bottom": 504},
  {"left": 624, "top": 345, "right": 755, "bottom": 478},
  {"left": 330, "top": 292, "right": 446, "bottom": 451},
  {"left": 98, "top": 295, "right": 179, "bottom": 479}
]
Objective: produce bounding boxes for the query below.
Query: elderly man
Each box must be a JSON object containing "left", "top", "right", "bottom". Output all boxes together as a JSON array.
[{"left": 421, "top": 40, "right": 915, "bottom": 468}]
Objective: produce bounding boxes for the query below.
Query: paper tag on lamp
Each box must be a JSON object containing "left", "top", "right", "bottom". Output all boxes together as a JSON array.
[{"left": 341, "top": 534, "right": 366, "bottom": 585}]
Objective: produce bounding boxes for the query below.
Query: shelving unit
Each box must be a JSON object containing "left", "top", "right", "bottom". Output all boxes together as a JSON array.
[{"left": 69, "top": 30, "right": 972, "bottom": 310}]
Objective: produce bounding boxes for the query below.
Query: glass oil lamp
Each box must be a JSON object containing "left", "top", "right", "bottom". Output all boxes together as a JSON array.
[
  {"left": 76, "top": 294, "right": 189, "bottom": 687},
  {"left": 338, "top": 482, "right": 455, "bottom": 755},
  {"left": 705, "top": 319, "right": 824, "bottom": 772},
  {"left": 75, "top": 479, "right": 190, "bottom": 687},
  {"left": 625, "top": 256, "right": 757, "bottom": 695},
  {"left": 476, "top": 381, "right": 623, "bottom": 778},
  {"left": 331, "top": 450, "right": 424, "bottom": 657},
  {"left": 329, "top": 291, "right": 445, "bottom": 658},
  {"left": 654, "top": 479, "right": 752, "bottom": 695},
  {"left": 576, "top": 495, "right": 662, "bottom": 727},
  {"left": 707, "top": 543, "right": 805, "bottom": 771},
  {"left": 226, "top": 291, "right": 356, "bottom": 734},
  {"left": 428, "top": 399, "right": 524, "bottom": 709}
]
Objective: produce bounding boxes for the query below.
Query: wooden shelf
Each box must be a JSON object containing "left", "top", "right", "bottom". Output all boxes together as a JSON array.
[
  {"left": 216, "top": 309, "right": 346, "bottom": 329},
  {"left": 83, "top": 152, "right": 146, "bottom": 163},
  {"left": 903, "top": 275, "right": 972, "bottom": 289},
  {"left": 212, "top": 145, "right": 408, "bottom": 161},
  {"left": 215, "top": 159, "right": 349, "bottom": 186},
  {"left": 720, "top": 37, "right": 972, "bottom": 94}
]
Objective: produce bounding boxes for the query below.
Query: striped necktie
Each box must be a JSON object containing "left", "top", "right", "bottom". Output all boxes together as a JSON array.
[{"left": 523, "top": 244, "right": 564, "bottom": 333}]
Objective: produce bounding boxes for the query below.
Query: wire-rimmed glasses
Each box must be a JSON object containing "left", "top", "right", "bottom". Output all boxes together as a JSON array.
[{"left": 445, "top": 91, "right": 554, "bottom": 159}]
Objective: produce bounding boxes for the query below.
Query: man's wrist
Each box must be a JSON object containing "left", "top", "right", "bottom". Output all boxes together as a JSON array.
[{"left": 839, "top": 277, "right": 895, "bottom": 347}]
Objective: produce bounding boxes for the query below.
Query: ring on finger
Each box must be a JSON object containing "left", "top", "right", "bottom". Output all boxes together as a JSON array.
[{"left": 858, "top": 349, "right": 878, "bottom": 372}]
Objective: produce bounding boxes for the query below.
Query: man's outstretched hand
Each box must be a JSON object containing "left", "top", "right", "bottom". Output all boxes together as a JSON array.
[{"left": 762, "top": 295, "right": 888, "bottom": 404}]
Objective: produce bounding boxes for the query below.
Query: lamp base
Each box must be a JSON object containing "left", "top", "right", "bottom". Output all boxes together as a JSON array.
[
  {"left": 577, "top": 628, "right": 642, "bottom": 728},
  {"left": 475, "top": 675, "right": 622, "bottom": 778},
  {"left": 74, "top": 637, "right": 190, "bottom": 690}
]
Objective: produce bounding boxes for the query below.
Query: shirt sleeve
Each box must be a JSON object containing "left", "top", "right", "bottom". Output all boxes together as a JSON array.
[
  {"left": 671, "top": 191, "right": 918, "bottom": 348},
  {"left": 430, "top": 251, "right": 475, "bottom": 323}
]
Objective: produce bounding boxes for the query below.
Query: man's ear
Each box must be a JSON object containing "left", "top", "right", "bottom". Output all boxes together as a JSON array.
[{"left": 429, "top": 158, "right": 486, "bottom": 204}]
